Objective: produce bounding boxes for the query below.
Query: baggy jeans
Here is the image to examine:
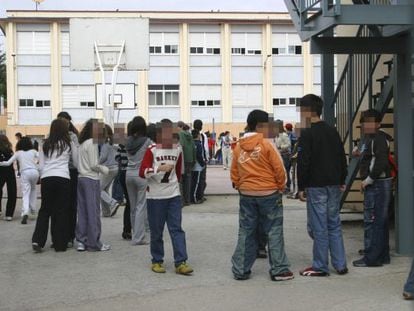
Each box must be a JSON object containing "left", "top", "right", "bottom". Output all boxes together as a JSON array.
[
  {"left": 306, "top": 186, "right": 347, "bottom": 273},
  {"left": 232, "top": 192, "right": 290, "bottom": 278}
]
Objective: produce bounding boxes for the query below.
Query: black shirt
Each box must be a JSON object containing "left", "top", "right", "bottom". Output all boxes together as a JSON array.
[{"left": 297, "top": 121, "right": 347, "bottom": 191}]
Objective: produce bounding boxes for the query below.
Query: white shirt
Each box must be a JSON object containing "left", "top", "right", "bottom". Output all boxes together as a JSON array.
[
  {"left": 78, "top": 139, "right": 109, "bottom": 180},
  {"left": 39, "top": 142, "right": 78, "bottom": 179},
  {"left": 0, "top": 149, "right": 38, "bottom": 172}
]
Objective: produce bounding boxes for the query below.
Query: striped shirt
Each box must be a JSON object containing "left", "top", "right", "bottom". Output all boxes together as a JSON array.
[{"left": 115, "top": 144, "right": 128, "bottom": 171}]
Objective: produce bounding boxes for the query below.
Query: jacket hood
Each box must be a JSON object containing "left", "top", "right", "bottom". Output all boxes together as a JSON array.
[
  {"left": 126, "top": 136, "right": 148, "bottom": 155},
  {"left": 180, "top": 130, "right": 193, "bottom": 142},
  {"left": 239, "top": 133, "right": 263, "bottom": 151}
]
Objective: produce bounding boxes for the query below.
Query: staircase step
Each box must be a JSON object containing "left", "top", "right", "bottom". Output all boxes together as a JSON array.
[{"left": 376, "top": 76, "right": 389, "bottom": 83}]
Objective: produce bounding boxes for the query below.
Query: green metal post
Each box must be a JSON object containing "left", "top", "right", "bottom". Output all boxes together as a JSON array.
[{"left": 393, "top": 31, "right": 414, "bottom": 255}]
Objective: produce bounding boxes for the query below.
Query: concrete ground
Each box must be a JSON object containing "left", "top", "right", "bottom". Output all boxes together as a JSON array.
[{"left": 0, "top": 167, "right": 412, "bottom": 311}]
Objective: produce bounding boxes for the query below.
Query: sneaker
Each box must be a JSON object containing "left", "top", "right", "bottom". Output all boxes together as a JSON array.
[
  {"left": 300, "top": 267, "right": 329, "bottom": 277},
  {"left": 175, "top": 262, "right": 194, "bottom": 275},
  {"left": 271, "top": 271, "right": 294, "bottom": 281},
  {"left": 5, "top": 216, "right": 12, "bottom": 221},
  {"left": 110, "top": 203, "right": 121, "bottom": 217},
  {"left": 99, "top": 244, "right": 111, "bottom": 251},
  {"left": 151, "top": 263, "right": 166, "bottom": 273},
  {"left": 32, "top": 242, "right": 42, "bottom": 253},
  {"left": 403, "top": 292, "right": 414, "bottom": 300},
  {"left": 77, "top": 242, "right": 86, "bottom": 252},
  {"left": 336, "top": 267, "right": 349, "bottom": 275},
  {"left": 257, "top": 248, "right": 268, "bottom": 259},
  {"left": 21, "top": 215, "right": 28, "bottom": 225}
]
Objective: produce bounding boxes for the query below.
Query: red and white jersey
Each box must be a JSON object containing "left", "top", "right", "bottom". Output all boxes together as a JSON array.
[{"left": 139, "top": 144, "right": 184, "bottom": 199}]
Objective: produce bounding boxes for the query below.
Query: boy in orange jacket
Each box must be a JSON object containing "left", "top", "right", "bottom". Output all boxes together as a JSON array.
[{"left": 231, "top": 109, "right": 293, "bottom": 282}]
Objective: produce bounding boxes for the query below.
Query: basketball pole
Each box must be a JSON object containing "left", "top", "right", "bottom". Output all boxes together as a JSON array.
[{"left": 94, "top": 41, "right": 125, "bottom": 129}]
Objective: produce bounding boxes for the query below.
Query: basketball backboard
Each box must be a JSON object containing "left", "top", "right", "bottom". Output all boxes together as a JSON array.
[
  {"left": 95, "top": 83, "right": 136, "bottom": 110},
  {"left": 69, "top": 18, "right": 150, "bottom": 71}
]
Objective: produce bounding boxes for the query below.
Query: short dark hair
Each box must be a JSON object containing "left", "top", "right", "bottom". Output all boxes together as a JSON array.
[
  {"left": 129, "top": 116, "right": 147, "bottom": 137},
  {"left": 191, "top": 129, "right": 200, "bottom": 139},
  {"left": 360, "top": 109, "right": 382, "bottom": 123},
  {"left": 147, "top": 123, "right": 156, "bottom": 142},
  {"left": 246, "top": 109, "right": 269, "bottom": 132},
  {"left": 193, "top": 119, "right": 203, "bottom": 131},
  {"left": 16, "top": 137, "right": 33, "bottom": 151},
  {"left": 15, "top": 132, "right": 22, "bottom": 139},
  {"left": 57, "top": 111, "right": 72, "bottom": 121},
  {"left": 299, "top": 94, "right": 324, "bottom": 117}
]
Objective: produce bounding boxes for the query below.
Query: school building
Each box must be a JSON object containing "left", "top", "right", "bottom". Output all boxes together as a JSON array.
[{"left": 0, "top": 10, "right": 328, "bottom": 142}]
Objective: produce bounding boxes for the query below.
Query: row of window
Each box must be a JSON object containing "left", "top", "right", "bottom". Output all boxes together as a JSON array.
[
  {"left": 273, "top": 97, "right": 301, "bottom": 106},
  {"left": 19, "top": 99, "right": 50, "bottom": 107},
  {"left": 191, "top": 100, "right": 221, "bottom": 107},
  {"left": 19, "top": 98, "right": 301, "bottom": 108},
  {"left": 148, "top": 46, "right": 302, "bottom": 56}
]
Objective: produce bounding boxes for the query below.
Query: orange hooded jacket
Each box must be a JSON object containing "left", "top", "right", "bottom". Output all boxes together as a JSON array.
[{"left": 231, "top": 133, "right": 287, "bottom": 193}]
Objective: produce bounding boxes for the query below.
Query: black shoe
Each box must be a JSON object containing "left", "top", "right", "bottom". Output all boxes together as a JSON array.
[
  {"left": 32, "top": 242, "right": 42, "bottom": 253},
  {"left": 336, "top": 267, "right": 349, "bottom": 275},
  {"left": 21, "top": 215, "right": 28, "bottom": 225},
  {"left": 353, "top": 258, "right": 383, "bottom": 267},
  {"left": 233, "top": 271, "right": 251, "bottom": 281},
  {"left": 122, "top": 232, "right": 132, "bottom": 240}
]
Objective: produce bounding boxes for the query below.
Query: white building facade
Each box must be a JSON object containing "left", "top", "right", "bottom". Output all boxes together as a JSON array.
[{"left": 1, "top": 10, "right": 328, "bottom": 138}]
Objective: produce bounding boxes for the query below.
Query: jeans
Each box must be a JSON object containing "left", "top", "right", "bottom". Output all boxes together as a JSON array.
[
  {"left": 147, "top": 196, "right": 188, "bottom": 265},
  {"left": 232, "top": 192, "right": 290, "bottom": 277},
  {"left": 307, "top": 186, "right": 347, "bottom": 273},
  {"left": 363, "top": 179, "right": 392, "bottom": 265},
  {"left": 112, "top": 170, "right": 125, "bottom": 203},
  {"left": 404, "top": 258, "right": 414, "bottom": 294}
]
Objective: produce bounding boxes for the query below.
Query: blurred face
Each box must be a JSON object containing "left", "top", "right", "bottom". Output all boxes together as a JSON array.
[
  {"left": 156, "top": 123, "right": 179, "bottom": 149},
  {"left": 257, "top": 120, "right": 278, "bottom": 138},
  {"left": 361, "top": 117, "right": 380, "bottom": 135},
  {"left": 91, "top": 120, "right": 106, "bottom": 144},
  {"left": 113, "top": 123, "right": 127, "bottom": 145}
]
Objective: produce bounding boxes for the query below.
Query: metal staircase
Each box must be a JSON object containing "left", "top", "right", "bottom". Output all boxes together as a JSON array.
[{"left": 283, "top": 0, "right": 414, "bottom": 253}]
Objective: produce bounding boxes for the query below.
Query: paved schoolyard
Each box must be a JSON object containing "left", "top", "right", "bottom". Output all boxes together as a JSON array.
[{"left": 0, "top": 167, "right": 412, "bottom": 311}]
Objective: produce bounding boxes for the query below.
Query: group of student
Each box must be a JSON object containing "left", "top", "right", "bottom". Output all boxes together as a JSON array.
[
  {"left": 0, "top": 114, "right": 199, "bottom": 274},
  {"left": 0, "top": 93, "right": 412, "bottom": 297},
  {"left": 229, "top": 93, "right": 413, "bottom": 300}
]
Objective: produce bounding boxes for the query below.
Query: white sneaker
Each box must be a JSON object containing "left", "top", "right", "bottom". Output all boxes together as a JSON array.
[
  {"left": 4, "top": 216, "right": 12, "bottom": 221},
  {"left": 100, "top": 244, "right": 111, "bottom": 251},
  {"left": 77, "top": 242, "right": 86, "bottom": 252}
]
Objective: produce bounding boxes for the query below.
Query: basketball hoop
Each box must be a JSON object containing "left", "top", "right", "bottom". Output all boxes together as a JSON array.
[{"left": 69, "top": 18, "right": 149, "bottom": 127}]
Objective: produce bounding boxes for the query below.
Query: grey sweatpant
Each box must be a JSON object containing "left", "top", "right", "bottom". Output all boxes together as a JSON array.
[
  {"left": 100, "top": 168, "right": 118, "bottom": 216},
  {"left": 76, "top": 177, "right": 103, "bottom": 250},
  {"left": 126, "top": 175, "right": 149, "bottom": 244}
]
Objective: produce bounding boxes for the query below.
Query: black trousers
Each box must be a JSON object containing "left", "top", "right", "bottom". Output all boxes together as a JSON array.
[
  {"left": 199, "top": 165, "right": 207, "bottom": 199},
  {"left": 191, "top": 170, "right": 203, "bottom": 203},
  {"left": 32, "top": 177, "right": 70, "bottom": 251},
  {"left": 0, "top": 168, "right": 17, "bottom": 217},
  {"left": 68, "top": 168, "right": 78, "bottom": 242},
  {"left": 119, "top": 170, "right": 131, "bottom": 234}
]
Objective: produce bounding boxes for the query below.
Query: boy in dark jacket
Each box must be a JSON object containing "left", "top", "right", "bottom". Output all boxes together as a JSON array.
[
  {"left": 297, "top": 94, "right": 348, "bottom": 277},
  {"left": 190, "top": 129, "right": 205, "bottom": 204},
  {"left": 177, "top": 121, "right": 195, "bottom": 206},
  {"left": 353, "top": 109, "right": 393, "bottom": 267}
]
